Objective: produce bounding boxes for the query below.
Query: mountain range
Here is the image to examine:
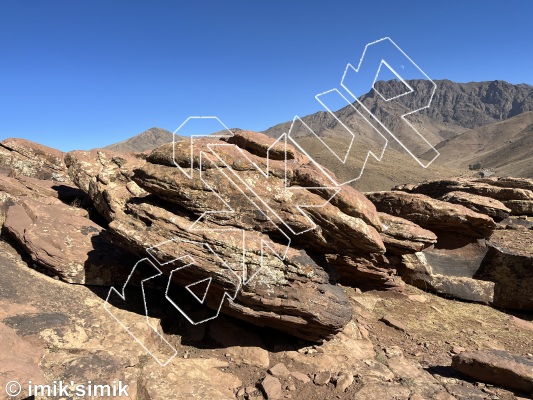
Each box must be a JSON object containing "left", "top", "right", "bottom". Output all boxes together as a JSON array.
[{"left": 103, "top": 80, "right": 533, "bottom": 190}]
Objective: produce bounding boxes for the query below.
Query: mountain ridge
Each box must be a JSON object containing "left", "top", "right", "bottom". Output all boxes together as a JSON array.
[{"left": 100, "top": 79, "right": 532, "bottom": 189}]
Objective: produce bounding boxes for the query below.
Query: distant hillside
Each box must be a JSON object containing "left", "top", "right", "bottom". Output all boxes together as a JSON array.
[
  {"left": 104, "top": 127, "right": 180, "bottom": 153},
  {"left": 104, "top": 127, "right": 243, "bottom": 153},
  {"left": 432, "top": 111, "right": 533, "bottom": 178},
  {"left": 261, "top": 79, "right": 533, "bottom": 190}
]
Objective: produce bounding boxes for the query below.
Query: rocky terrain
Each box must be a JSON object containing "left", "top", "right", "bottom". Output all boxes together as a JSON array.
[{"left": 0, "top": 131, "right": 532, "bottom": 399}]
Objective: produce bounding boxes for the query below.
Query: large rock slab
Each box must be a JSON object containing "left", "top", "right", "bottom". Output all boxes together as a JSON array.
[
  {"left": 138, "top": 358, "right": 241, "bottom": 400},
  {"left": 134, "top": 136, "right": 385, "bottom": 255},
  {"left": 475, "top": 176, "right": 533, "bottom": 191},
  {"left": 399, "top": 177, "right": 533, "bottom": 216},
  {"left": 475, "top": 230, "right": 533, "bottom": 311},
  {"left": 0, "top": 322, "right": 46, "bottom": 400},
  {"left": 421, "top": 235, "right": 489, "bottom": 278},
  {"left": 452, "top": 350, "right": 533, "bottom": 394},
  {"left": 365, "top": 191, "right": 495, "bottom": 239},
  {"left": 0, "top": 173, "right": 89, "bottom": 213},
  {"left": 0, "top": 138, "right": 69, "bottom": 182},
  {"left": 502, "top": 200, "right": 533, "bottom": 215},
  {"left": 378, "top": 212, "right": 437, "bottom": 255},
  {"left": 439, "top": 191, "right": 511, "bottom": 221},
  {"left": 3, "top": 197, "right": 135, "bottom": 285},
  {"left": 397, "top": 252, "right": 495, "bottom": 304},
  {"left": 99, "top": 131, "right": 406, "bottom": 339},
  {"left": 108, "top": 198, "right": 352, "bottom": 341},
  {"left": 325, "top": 253, "right": 404, "bottom": 291}
]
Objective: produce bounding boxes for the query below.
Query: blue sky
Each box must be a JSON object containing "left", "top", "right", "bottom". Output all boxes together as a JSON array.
[{"left": 0, "top": 0, "right": 532, "bottom": 151}]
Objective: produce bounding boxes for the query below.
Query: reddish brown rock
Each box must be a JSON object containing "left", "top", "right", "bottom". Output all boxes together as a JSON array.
[
  {"left": 365, "top": 191, "right": 496, "bottom": 239},
  {"left": 0, "top": 138, "right": 69, "bottom": 181},
  {"left": 475, "top": 229, "right": 533, "bottom": 311},
  {"left": 108, "top": 198, "right": 352, "bottom": 341},
  {"left": 499, "top": 216, "right": 533, "bottom": 230},
  {"left": 3, "top": 197, "right": 135, "bottom": 285},
  {"left": 0, "top": 191, "right": 17, "bottom": 226},
  {"left": 63, "top": 131, "right": 398, "bottom": 340},
  {"left": 439, "top": 191, "right": 511, "bottom": 221},
  {"left": 336, "top": 372, "right": 354, "bottom": 392},
  {"left": 134, "top": 136, "right": 385, "bottom": 255},
  {"left": 99, "top": 131, "right": 396, "bottom": 339},
  {"left": 502, "top": 200, "right": 533, "bottom": 215},
  {"left": 268, "top": 363, "right": 290, "bottom": 378},
  {"left": 397, "top": 252, "right": 495, "bottom": 304},
  {"left": 325, "top": 253, "right": 404, "bottom": 291},
  {"left": 405, "top": 177, "right": 533, "bottom": 201},
  {"left": 0, "top": 173, "right": 88, "bottom": 209},
  {"left": 400, "top": 177, "right": 533, "bottom": 216},
  {"left": 475, "top": 177, "right": 533, "bottom": 192},
  {"left": 0, "top": 322, "right": 46, "bottom": 400},
  {"left": 378, "top": 212, "right": 437, "bottom": 255},
  {"left": 65, "top": 149, "right": 148, "bottom": 221},
  {"left": 224, "top": 129, "right": 299, "bottom": 161},
  {"left": 313, "top": 371, "right": 332, "bottom": 385},
  {"left": 260, "top": 375, "right": 282, "bottom": 400},
  {"left": 452, "top": 350, "right": 533, "bottom": 394}
]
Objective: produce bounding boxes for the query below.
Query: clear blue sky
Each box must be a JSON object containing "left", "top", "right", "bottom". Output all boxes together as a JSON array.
[{"left": 0, "top": 0, "right": 532, "bottom": 151}]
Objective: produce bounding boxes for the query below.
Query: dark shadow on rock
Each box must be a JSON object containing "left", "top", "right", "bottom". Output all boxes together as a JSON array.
[
  {"left": 85, "top": 250, "right": 309, "bottom": 353},
  {"left": 84, "top": 231, "right": 139, "bottom": 286},
  {"left": 3, "top": 312, "right": 70, "bottom": 337},
  {"left": 52, "top": 184, "right": 109, "bottom": 228}
]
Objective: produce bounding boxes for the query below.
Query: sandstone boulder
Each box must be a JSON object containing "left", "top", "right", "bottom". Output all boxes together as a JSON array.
[
  {"left": 452, "top": 350, "right": 533, "bottom": 394},
  {"left": 400, "top": 177, "right": 533, "bottom": 216},
  {"left": 365, "top": 191, "right": 495, "bottom": 238},
  {"left": 502, "top": 200, "right": 533, "bottom": 215},
  {"left": 0, "top": 173, "right": 89, "bottom": 215},
  {"left": 65, "top": 149, "right": 148, "bottom": 221},
  {"left": 3, "top": 197, "right": 136, "bottom": 285},
  {"left": 475, "top": 229, "right": 533, "bottom": 311},
  {"left": 397, "top": 252, "right": 495, "bottom": 304},
  {"left": 439, "top": 191, "right": 511, "bottom": 221},
  {"left": 325, "top": 253, "right": 404, "bottom": 291},
  {"left": 475, "top": 176, "right": 533, "bottom": 191},
  {"left": 378, "top": 212, "right": 437, "bottom": 255},
  {"left": 134, "top": 138, "right": 385, "bottom": 255},
  {"left": 108, "top": 197, "right": 352, "bottom": 341},
  {"left": 99, "top": 131, "right": 396, "bottom": 339}
]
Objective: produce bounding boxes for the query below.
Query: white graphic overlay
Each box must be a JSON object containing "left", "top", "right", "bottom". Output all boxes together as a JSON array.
[
  {"left": 289, "top": 37, "right": 438, "bottom": 186},
  {"left": 105, "top": 38, "right": 438, "bottom": 365}
]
